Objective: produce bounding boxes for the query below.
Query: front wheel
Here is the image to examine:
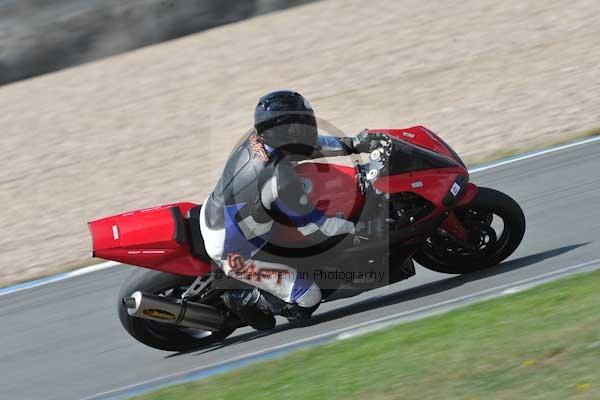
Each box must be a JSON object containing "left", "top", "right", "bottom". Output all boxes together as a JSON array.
[
  {"left": 118, "top": 269, "right": 236, "bottom": 352},
  {"left": 414, "top": 187, "right": 525, "bottom": 274}
]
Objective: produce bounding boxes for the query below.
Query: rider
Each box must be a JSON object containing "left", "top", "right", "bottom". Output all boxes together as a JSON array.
[{"left": 200, "top": 90, "right": 387, "bottom": 329}]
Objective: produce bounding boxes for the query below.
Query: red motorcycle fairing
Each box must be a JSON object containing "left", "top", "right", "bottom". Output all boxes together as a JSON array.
[
  {"left": 297, "top": 126, "right": 472, "bottom": 217},
  {"left": 88, "top": 125, "right": 477, "bottom": 275},
  {"left": 373, "top": 167, "right": 468, "bottom": 208},
  {"left": 266, "top": 162, "right": 365, "bottom": 245},
  {"left": 370, "top": 126, "right": 466, "bottom": 167},
  {"left": 291, "top": 126, "right": 475, "bottom": 246},
  {"left": 88, "top": 202, "right": 212, "bottom": 277},
  {"left": 294, "top": 162, "right": 364, "bottom": 219},
  {"left": 370, "top": 126, "right": 474, "bottom": 236}
]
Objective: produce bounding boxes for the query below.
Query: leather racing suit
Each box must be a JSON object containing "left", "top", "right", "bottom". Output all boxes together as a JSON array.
[{"left": 200, "top": 132, "right": 363, "bottom": 308}]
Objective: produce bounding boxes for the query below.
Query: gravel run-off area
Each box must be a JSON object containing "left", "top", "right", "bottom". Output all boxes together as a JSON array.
[{"left": 0, "top": 0, "right": 599, "bottom": 285}]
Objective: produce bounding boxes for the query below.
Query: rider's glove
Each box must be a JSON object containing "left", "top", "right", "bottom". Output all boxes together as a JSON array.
[{"left": 341, "top": 129, "right": 391, "bottom": 154}]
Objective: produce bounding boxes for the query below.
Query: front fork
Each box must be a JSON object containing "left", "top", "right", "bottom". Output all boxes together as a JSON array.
[
  {"left": 436, "top": 182, "right": 479, "bottom": 248},
  {"left": 440, "top": 212, "right": 469, "bottom": 242}
]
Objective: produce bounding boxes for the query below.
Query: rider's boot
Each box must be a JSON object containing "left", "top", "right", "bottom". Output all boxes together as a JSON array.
[
  {"left": 281, "top": 302, "right": 320, "bottom": 322},
  {"left": 222, "top": 288, "right": 276, "bottom": 331}
]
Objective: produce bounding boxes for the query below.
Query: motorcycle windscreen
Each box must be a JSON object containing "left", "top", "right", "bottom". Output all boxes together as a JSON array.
[{"left": 381, "top": 138, "right": 459, "bottom": 176}]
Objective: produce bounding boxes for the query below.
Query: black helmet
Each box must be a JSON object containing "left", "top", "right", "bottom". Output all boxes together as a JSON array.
[{"left": 254, "top": 90, "right": 318, "bottom": 156}]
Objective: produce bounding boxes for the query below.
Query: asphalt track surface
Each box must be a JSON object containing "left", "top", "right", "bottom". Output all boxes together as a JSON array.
[{"left": 2, "top": 140, "right": 600, "bottom": 400}]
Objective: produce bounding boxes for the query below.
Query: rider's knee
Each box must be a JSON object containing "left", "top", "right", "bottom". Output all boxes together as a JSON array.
[{"left": 294, "top": 280, "right": 322, "bottom": 308}]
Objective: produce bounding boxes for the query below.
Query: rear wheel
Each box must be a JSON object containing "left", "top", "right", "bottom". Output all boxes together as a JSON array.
[
  {"left": 414, "top": 187, "right": 525, "bottom": 274},
  {"left": 118, "top": 269, "right": 235, "bottom": 352}
]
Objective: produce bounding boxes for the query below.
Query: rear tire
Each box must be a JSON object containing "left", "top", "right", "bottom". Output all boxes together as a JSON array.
[
  {"left": 118, "top": 269, "right": 235, "bottom": 352},
  {"left": 414, "top": 187, "right": 525, "bottom": 274}
]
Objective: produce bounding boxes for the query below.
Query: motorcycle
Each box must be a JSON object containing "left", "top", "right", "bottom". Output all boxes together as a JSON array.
[{"left": 88, "top": 126, "right": 525, "bottom": 351}]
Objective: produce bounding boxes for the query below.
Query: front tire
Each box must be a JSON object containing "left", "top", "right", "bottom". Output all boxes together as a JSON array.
[
  {"left": 118, "top": 269, "right": 235, "bottom": 352},
  {"left": 414, "top": 187, "right": 525, "bottom": 274}
]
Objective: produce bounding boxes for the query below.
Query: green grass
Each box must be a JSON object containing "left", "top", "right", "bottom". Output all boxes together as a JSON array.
[{"left": 133, "top": 269, "right": 600, "bottom": 400}]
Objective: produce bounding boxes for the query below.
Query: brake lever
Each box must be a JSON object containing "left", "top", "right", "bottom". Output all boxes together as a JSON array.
[{"left": 355, "top": 161, "right": 367, "bottom": 195}]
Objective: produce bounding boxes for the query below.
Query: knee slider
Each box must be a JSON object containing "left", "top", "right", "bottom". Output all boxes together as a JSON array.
[{"left": 293, "top": 280, "right": 321, "bottom": 308}]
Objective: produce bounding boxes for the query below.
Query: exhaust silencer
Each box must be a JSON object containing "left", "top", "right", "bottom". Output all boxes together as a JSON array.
[{"left": 124, "top": 291, "right": 225, "bottom": 331}]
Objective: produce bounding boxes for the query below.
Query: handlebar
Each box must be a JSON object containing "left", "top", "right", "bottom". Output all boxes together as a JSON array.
[
  {"left": 366, "top": 138, "right": 393, "bottom": 180},
  {"left": 355, "top": 136, "right": 393, "bottom": 193}
]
